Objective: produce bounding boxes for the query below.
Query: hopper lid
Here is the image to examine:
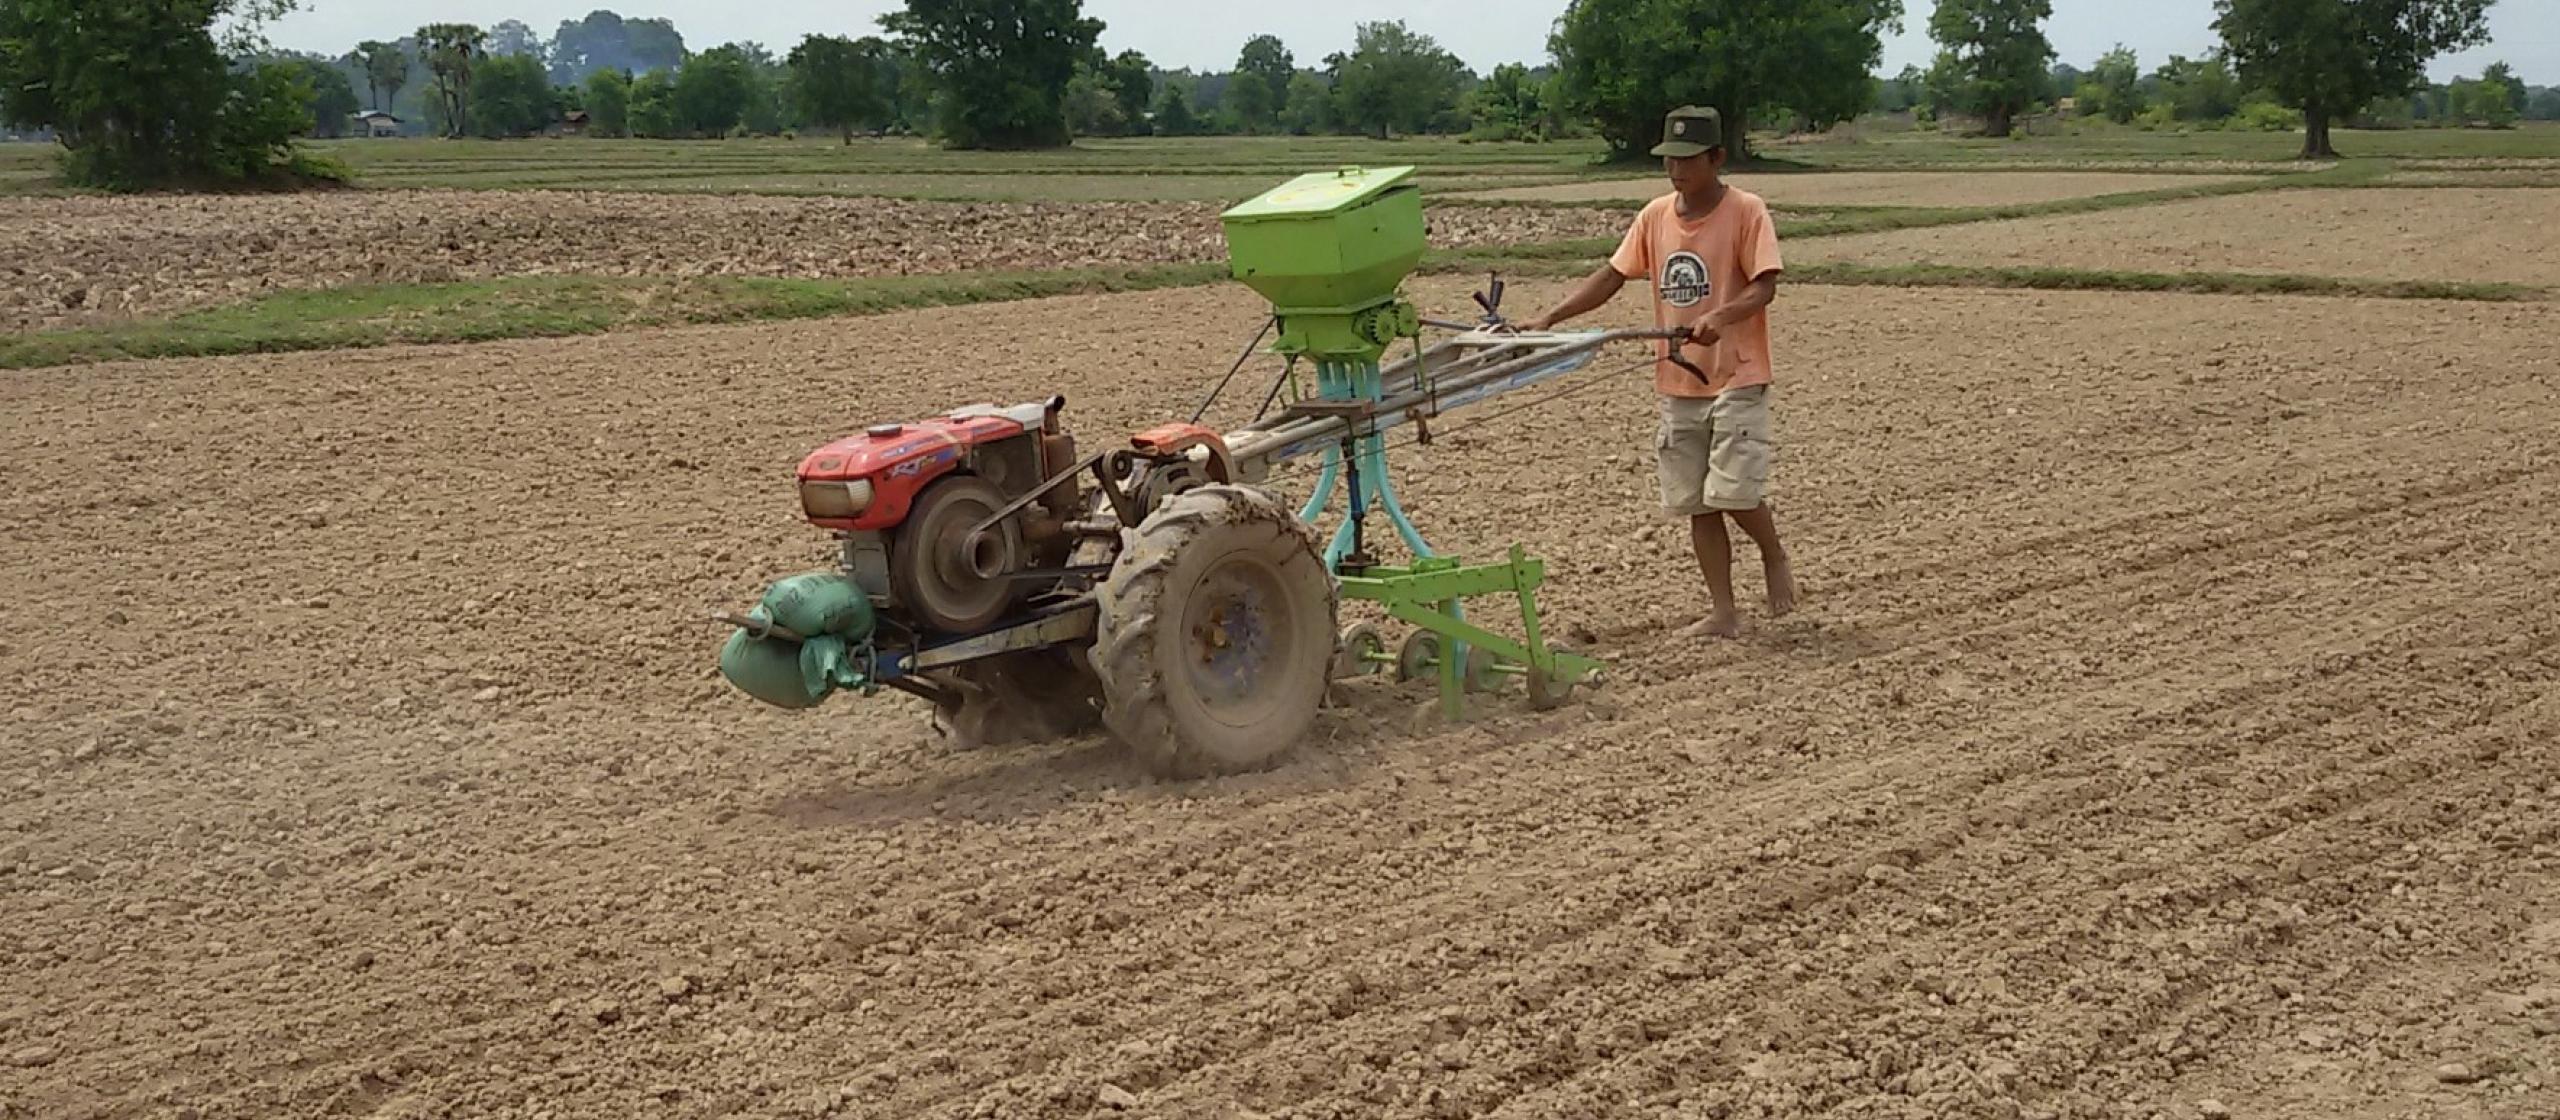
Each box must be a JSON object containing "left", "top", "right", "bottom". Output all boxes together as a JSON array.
[{"left": 1222, "top": 165, "right": 1418, "bottom": 223}]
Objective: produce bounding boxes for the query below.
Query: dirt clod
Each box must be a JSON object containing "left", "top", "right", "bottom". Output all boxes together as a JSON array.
[{"left": 1097, "top": 1084, "right": 1139, "bottom": 1110}]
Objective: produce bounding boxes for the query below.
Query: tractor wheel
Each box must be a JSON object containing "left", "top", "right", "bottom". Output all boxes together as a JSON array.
[
  {"left": 1093, "top": 484, "right": 1336, "bottom": 778},
  {"left": 892, "top": 474, "right": 1024, "bottom": 634}
]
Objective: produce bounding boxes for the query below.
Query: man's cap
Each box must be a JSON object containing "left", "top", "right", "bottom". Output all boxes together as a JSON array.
[{"left": 1650, "top": 105, "right": 1724, "bottom": 158}]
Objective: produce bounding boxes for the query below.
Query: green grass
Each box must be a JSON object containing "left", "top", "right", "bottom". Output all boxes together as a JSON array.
[
  {"left": 1767, "top": 119, "right": 2560, "bottom": 169},
  {"left": 0, "top": 133, "right": 1620, "bottom": 197},
  {"left": 0, "top": 267, "right": 1226, "bottom": 369},
  {"left": 13, "top": 122, "right": 2546, "bottom": 198}
]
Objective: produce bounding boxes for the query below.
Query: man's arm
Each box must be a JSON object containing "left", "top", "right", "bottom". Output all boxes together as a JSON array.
[
  {"left": 1516, "top": 265, "right": 1627, "bottom": 332},
  {"left": 1688, "top": 270, "right": 1779, "bottom": 345}
]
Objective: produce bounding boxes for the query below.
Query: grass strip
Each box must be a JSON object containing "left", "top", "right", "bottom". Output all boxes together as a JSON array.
[{"left": 0, "top": 265, "right": 1225, "bottom": 370}]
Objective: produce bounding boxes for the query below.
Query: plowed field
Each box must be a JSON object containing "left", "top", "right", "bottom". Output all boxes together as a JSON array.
[
  {"left": 7, "top": 278, "right": 2559, "bottom": 1120},
  {"left": 0, "top": 190, "right": 1628, "bottom": 331},
  {"left": 1792, "top": 188, "right": 2560, "bottom": 286}
]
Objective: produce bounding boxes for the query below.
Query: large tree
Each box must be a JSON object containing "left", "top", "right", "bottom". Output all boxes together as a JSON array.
[
  {"left": 547, "top": 10, "right": 687, "bottom": 84},
  {"left": 1281, "top": 72, "right": 1333, "bottom": 134},
  {"left": 628, "top": 69, "right": 678, "bottom": 136},
  {"left": 1552, "top": 0, "right": 1901, "bottom": 160},
  {"left": 1468, "top": 62, "right": 1549, "bottom": 140},
  {"left": 286, "top": 56, "right": 362, "bottom": 136},
  {"left": 728, "top": 41, "right": 791, "bottom": 134},
  {"left": 881, "top": 0, "right": 1102, "bottom": 149},
  {"left": 2153, "top": 53, "right": 2243, "bottom": 120},
  {"left": 584, "top": 68, "right": 631, "bottom": 136},
  {"left": 1328, "top": 21, "right": 1467, "bottom": 139},
  {"left": 1063, "top": 64, "right": 1127, "bottom": 135},
  {"left": 471, "top": 52, "right": 555, "bottom": 137},
  {"left": 674, "top": 44, "right": 755, "bottom": 136},
  {"left": 488, "top": 19, "right": 543, "bottom": 59},
  {"left": 1106, "top": 50, "right": 1152, "bottom": 135},
  {"left": 2213, "top": 0, "right": 2492, "bottom": 158},
  {"left": 2448, "top": 70, "right": 2519, "bottom": 126},
  {"left": 1229, "top": 34, "right": 1294, "bottom": 131},
  {"left": 0, "top": 0, "right": 322, "bottom": 187},
  {"left": 2077, "top": 45, "right": 2144, "bottom": 122},
  {"left": 1928, "top": 0, "right": 2055, "bottom": 137},
  {"left": 1154, "top": 84, "right": 1200, "bottom": 136},
  {"left": 788, "top": 34, "right": 891, "bottom": 143},
  {"left": 355, "top": 40, "right": 410, "bottom": 112},
  {"left": 416, "top": 23, "right": 489, "bottom": 138},
  {"left": 2480, "top": 60, "right": 2526, "bottom": 118}
]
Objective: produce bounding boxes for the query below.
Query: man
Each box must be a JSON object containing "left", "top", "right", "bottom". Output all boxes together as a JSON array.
[{"left": 1518, "top": 105, "right": 1794, "bottom": 639}]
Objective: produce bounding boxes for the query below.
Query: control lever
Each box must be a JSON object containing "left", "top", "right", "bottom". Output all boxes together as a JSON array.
[
  {"left": 1471, "top": 273, "right": 1508, "bottom": 329},
  {"left": 1632, "top": 326, "right": 1714, "bottom": 387}
]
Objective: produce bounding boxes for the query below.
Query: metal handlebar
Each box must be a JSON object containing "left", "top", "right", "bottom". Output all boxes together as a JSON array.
[{"left": 1624, "top": 326, "right": 1714, "bottom": 387}]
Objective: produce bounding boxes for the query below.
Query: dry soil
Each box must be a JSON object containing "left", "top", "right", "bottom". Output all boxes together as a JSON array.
[
  {"left": 5, "top": 279, "right": 2559, "bottom": 1119},
  {"left": 1460, "top": 172, "right": 2255, "bottom": 208},
  {"left": 1791, "top": 188, "right": 2560, "bottom": 287},
  {"left": 0, "top": 190, "right": 1628, "bottom": 332}
]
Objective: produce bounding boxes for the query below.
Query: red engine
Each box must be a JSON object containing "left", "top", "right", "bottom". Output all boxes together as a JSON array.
[{"left": 795, "top": 397, "right": 1085, "bottom": 635}]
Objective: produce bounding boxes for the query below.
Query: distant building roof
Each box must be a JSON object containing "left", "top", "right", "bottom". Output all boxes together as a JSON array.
[
  {"left": 355, "top": 110, "right": 402, "bottom": 121},
  {"left": 563, "top": 110, "right": 590, "bottom": 123}
]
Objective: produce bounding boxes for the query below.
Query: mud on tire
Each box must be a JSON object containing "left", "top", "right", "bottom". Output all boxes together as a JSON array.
[{"left": 1092, "top": 484, "right": 1337, "bottom": 778}]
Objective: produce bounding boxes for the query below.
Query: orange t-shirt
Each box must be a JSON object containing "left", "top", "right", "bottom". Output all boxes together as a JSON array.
[{"left": 1608, "top": 187, "right": 1783, "bottom": 398}]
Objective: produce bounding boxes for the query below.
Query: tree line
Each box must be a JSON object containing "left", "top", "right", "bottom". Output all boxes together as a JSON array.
[
  {"left": 255, "top": 10, "right": 1560, "bottom": 148},
  {"left": 1874, "top": 48, "right": 2550, "bottom": 136},
  {"left": 0, "top": 0, "right": 2529, "bottom": 188}
]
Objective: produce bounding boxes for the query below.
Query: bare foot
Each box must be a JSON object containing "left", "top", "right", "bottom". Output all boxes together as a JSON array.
[
  {"left": 1682, "top": 609, "right": 1742, "bottom": 639},
  {"left": 1765, "top": 554, "right": 1798, "bottom": 618}
]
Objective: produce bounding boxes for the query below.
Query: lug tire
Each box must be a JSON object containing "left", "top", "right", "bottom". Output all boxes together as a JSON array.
[{"left": 1093, "top": 484, "right": 1337, "bottom": 778}]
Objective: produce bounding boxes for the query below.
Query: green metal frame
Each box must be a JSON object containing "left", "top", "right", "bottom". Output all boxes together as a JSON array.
[
  {"left": 1222, "top": 163, "right": 1606, "bottom": 724},
  {"left": 1336, "top": 547, "right": 1607, "bottom": 720}
]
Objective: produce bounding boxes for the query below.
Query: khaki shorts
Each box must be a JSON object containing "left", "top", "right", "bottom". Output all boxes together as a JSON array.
[{"left": 1657, "top": 386, "right": 1773, "bottom": 516}]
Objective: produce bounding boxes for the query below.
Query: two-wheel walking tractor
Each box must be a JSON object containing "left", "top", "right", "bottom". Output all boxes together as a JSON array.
[{"left": 715, "top": 166, "right": 1678, "bottom": 776}]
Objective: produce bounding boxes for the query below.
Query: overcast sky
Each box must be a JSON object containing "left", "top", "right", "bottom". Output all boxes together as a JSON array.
[{"left": 266, "top": 0, "right": 2560, "bottom": 85}]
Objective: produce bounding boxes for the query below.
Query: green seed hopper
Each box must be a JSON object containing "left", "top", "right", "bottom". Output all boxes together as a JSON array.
[{"left": 1220, "top": 165, "right": 1425, "bottom": 361}]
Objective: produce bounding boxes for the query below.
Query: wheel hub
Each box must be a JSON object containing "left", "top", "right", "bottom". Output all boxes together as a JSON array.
[{"left": 1183, "top": 557, "right": 1290, "bottom": 725}]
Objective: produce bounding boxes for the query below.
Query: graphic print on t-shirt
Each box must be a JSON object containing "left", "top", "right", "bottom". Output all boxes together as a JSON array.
[{"left": 1660, "top": 250, "right": 1711, "bottom": 307}]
